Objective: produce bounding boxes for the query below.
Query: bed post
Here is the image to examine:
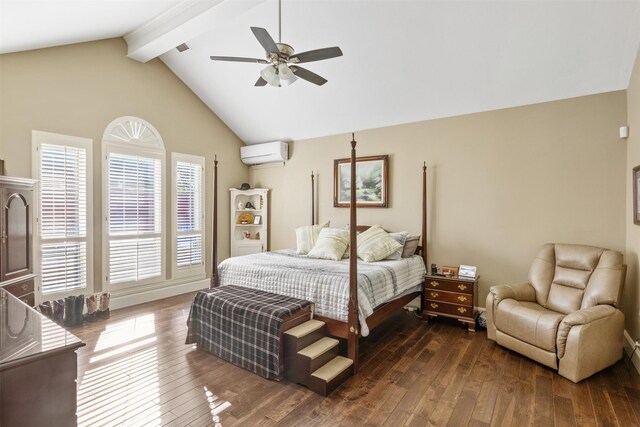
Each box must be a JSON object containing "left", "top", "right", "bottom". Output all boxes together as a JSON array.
[
  {"left": 210, "top": 155, "right": 219, "bottom": 288},
  {"left": 348, "top": 134, "right": 359, "bottom": 371},
  {"left": 422, "top": 162, "right": 427, "bottom": 267},
  {"left": 311, "top": 171, "right": 315, "bottom": 225}
]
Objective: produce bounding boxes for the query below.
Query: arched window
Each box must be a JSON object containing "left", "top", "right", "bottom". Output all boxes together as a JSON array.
[{"left": 102, "top": 117, "right": 165, "bottom": 289}]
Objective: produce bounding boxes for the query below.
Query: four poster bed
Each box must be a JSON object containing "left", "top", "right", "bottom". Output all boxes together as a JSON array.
[{"left": 207, "top": 136, "right": 428, "bottom": 371}]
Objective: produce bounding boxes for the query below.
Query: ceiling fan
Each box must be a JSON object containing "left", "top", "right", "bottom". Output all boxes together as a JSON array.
[{"left": 209, "top": 0, "right": 343, "bottom": 87}]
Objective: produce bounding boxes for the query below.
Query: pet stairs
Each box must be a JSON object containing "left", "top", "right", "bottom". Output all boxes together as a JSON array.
[{"left": 283, "top": 319, "right": 353, "bottom": 396}]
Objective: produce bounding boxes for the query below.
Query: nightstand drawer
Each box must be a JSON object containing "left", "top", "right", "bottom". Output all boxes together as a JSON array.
[
  {"left": 424, "top": 289, "right": 473, "bottom": 306},
  {"left": 424, "top": 300, "right": 474, "bottom": 319},
  {"left": 425, "top": 278, "right": 473, "bottom": 294}
]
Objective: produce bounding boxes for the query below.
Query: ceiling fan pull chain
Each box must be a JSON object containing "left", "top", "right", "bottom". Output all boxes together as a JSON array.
[{"left": 278, "top": 0, "right": 282, "bottom": 43}]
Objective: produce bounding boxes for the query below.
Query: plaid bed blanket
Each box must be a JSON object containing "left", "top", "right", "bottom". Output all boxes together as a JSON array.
[{"left": 185, "top": 285, "right": 313, "bottom": 380}]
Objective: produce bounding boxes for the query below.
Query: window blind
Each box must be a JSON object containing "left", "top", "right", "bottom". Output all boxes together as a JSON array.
[
  {"left": 39, "top": 143, "right": 88, "bottom": 294},
  {"left": 175, "top": 161, "right": 202, "bottom": 268},
  {"left": 107, "top": 153, "right": 162, "bottom": 284}
]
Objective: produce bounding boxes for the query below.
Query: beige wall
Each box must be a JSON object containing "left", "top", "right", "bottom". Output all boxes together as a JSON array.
[
  {"left": 251, "top": 92, "right": 627, "bottom": 306},
  {"left": 626, "top": 45, "right": 640, "bottom": 343},
  {"left": 0, "top": 38, "right": 248, "bottom": 293}
]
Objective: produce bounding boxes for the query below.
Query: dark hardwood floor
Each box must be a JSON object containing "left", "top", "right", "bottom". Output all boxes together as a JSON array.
[{"left": 70, "top": 292, "right": 640, "bottom": 426}]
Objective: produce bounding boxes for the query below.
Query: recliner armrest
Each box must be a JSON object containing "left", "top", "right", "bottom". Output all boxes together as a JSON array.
[
  {"left": 556, "top": 305, "right": 618, "bottom": 358},
  {"left": 489, "top": 282, "right": 536, "bottom": 303}
]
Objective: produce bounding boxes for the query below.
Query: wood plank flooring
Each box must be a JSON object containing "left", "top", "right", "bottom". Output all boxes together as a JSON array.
[{"left": 70, "top": 292, "right": 640, "bottom": 426}]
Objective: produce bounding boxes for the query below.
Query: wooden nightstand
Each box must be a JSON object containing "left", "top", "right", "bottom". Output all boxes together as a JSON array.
[{"left": 422, "top": 274, "right": 479, "bottom": 331}]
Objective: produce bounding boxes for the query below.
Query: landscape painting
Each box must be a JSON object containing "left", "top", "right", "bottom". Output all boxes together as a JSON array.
[{"left": 334, "top": 155, "right": 388, "bottom": 208}]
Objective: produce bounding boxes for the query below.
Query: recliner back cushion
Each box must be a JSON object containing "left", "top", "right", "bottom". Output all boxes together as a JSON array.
[
  {"left": 528, "top": 243, "right": 556, "bottom": 306},
  {"left": 528, "top": 243, "right": 623, "bottom": 315},
  {"left": 581, "top": 250, "right": 625, "bottom": 309},
  {"left": 546, "top": 244, "right": 603, "bottom": 314}
]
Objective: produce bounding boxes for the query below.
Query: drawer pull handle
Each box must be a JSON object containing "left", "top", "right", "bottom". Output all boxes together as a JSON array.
[
  {"left": 430, "top": 292, "right": 439, "bottom": 299},
  {"left": 430, "top": 281, "right": 439, "bottom": 287},
  {"left": 457, "top": 295, "right": 467, "bottom": 302},
  {"left": 21, "top": 283, "right": 28, "bottom": 291},
  {"left": 430, "top": 303, "right": 439, "bottom": 309},
  {"left": 458, "top": 284, "right": 467, "bottom": 291},
  {"left": 457, "top": 307, "right": 467, "bottom": 314}
]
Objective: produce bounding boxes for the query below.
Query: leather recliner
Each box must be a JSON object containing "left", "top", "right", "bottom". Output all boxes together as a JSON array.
[{"left": 486, "top": 243, "right": 626, "bottom": 382}]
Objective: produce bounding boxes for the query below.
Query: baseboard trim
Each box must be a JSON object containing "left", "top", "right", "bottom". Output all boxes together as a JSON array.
[
  {"left": 623, "top": 329, "right": 640, "bottom": 375},
  {"left": 110, "top": 278, "right": 208, "bottom": 311}
]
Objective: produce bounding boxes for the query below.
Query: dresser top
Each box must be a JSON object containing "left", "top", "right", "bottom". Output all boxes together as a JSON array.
[{"left": 0, "top": 289, "right": 84, "bottom": 369}]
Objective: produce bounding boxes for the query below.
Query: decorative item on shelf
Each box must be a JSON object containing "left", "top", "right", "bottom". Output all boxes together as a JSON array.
[
  {"left": 243, "top": 231, "right": 251, "bottom": 240},
  {"left": 458, "top": 265, "right": 477, "bottom": 279},
  {"left": 240, "top": 182, "right": 250, "bottom": 190},
  {"left": 237, "top": 212, "right": 254, "bottom": 224},
  {"left": 431, "top": 263, "right": 438, "bottom": 275},
  {"left": 442, "top": 265, "right": 459, "bottom": 277},
  {"left": 253, "top": 215, "right": 262, "bottom": 225},
  {"left": 237, "top": 201, "right": 244, "bottom": 210},
  {"left": 259, "top": 196, "right": 263, "bottom": 209},
  {"left": 254, "top": 232, "right": 260, "bottom": 240},
  {"left": 245, "top": 201, "right": 256, "bottom": 210}
]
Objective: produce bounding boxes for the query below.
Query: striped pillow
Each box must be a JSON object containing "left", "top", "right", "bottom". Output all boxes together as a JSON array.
[
  {"left": 385, "top": 231, "right": 409, "bottom": 260},
  {"left": 357, "top": 225, "right": 403, "bottom": 262},
  {"left": 307, "top": 228, "right": 349, "bottom": 261},
  {"left": 295, "top": 221, "right": 329, "bottom": 254}
]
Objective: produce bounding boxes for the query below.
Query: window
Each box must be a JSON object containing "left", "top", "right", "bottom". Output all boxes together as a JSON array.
[
  {"left": 32, "top": 131, "right": 93, "bottom": 297},
  {"left": 172, "top": 154, "right": 205, "bottom": 278},
  {"left": 103, "top": 117, "right": 165, "bottom": 289}
]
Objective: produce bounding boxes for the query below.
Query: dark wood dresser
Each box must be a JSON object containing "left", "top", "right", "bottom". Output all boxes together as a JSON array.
[
  {"left": 0, "top": 288, "right": 85, "bottom": 426},
  {"left": 422, "top": 274, "right": 479, "bottom": 331},
  {"left": 0, "top": 176, "right": 36, "bottom": 307}
]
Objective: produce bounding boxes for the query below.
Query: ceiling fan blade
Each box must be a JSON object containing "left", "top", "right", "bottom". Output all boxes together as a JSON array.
[
  {"left": 210, "top": 56, "right": 269, "bottom": 64},
  {"left": 290, "top": 47, "right": 343, "bottom": 64},
  {"left": 255, "top": 77, "right": 268, "bottom": 87},
  {"left": 289, "top": 66, "right": 327, "bottom": 86},
  {"left": 250, "top": 27, "right": 280, "bottom": 55}
]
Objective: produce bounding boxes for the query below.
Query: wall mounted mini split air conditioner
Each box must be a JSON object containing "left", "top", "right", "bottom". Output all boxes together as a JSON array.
[{"left": 240, "top": 141, "right": 288, "bottom": 165}]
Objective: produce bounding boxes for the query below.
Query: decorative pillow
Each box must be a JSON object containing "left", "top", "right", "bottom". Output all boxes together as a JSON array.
[
  {"left": 307, "top": 228, "right": 349, "bottom": 261},
  {"left": 357, "top": 225, "right": 403, "bottom": 262},
  {"left": 385, "top": 231, "right": 409, "bottom": 260},
  {"left": 295, "top": 221, "right": 329, "bottom": 254},
  {"left": 402, "top": 234, "right": 421, "bottom": 258}
]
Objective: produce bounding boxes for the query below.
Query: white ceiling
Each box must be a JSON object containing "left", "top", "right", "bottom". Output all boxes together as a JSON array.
[{"left": 2, "top": 1, "right": 640, "bottom": 145}]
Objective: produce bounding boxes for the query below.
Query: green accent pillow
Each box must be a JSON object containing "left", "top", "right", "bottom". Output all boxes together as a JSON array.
[
  {"left": 307, "top": 228, "right": 349, "bottom": 261},
  {"left": 357, "top": 225, "right": 403, "bottom": 262},
  {"left": 295, "top": 221, "right": 329, "bottom": 254}
]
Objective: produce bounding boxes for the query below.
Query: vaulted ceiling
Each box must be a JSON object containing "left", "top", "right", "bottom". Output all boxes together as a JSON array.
[{"left": 2, "top": 0, "right": 640, "bottom": 145}]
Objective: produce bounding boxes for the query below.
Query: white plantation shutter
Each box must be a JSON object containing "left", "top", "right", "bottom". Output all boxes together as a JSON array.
[
  {"left": 107, "top": 153, "right": 162, "bottom": 285},
  {"left": 36, "top": 140, "right": 91, "bottom": 295},
  {"left": 175, "top": 160, "right": 203, "bottom": 268}
]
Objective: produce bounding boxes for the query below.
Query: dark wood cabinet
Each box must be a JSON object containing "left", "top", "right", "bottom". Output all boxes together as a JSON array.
[
  {"left": 422, "top": 274, "right": 479, "bottom": 331},
  {"left": 0, "top": 176, "right": 37, "bottom": 307},
  {"left": 1, "top": 289, "right": 84, "bottom": 427}
]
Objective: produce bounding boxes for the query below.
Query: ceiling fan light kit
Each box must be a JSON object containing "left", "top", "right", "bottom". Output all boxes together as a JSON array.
[{"left": 210, "top": 0, "right": 343, "bottom": 87}]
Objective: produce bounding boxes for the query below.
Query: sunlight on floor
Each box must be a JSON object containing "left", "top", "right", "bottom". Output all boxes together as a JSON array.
[
  {"left": 204, "top": 386, "right": 231, "bottom": 427},
  {"left": 77, "top": 314, "right": 161, "bottom": 426},
  {"left": 92, "top": 313, "right": 156, "bottom": 352}
]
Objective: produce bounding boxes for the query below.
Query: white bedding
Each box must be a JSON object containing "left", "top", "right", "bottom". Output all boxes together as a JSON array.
[{"left": 217, "top": 249, "right": 426, "bottom": 336}]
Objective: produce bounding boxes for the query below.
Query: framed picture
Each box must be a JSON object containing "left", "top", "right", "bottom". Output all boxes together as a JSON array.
[
  {"left": 253, "top": 215, "right": 262, "bottom": 225},
  {"left": 634, "top": 165, "right": 640, "bottom": 225},
  {"left": 334, "top": 155, "right": 388, "bottom": 208}
]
